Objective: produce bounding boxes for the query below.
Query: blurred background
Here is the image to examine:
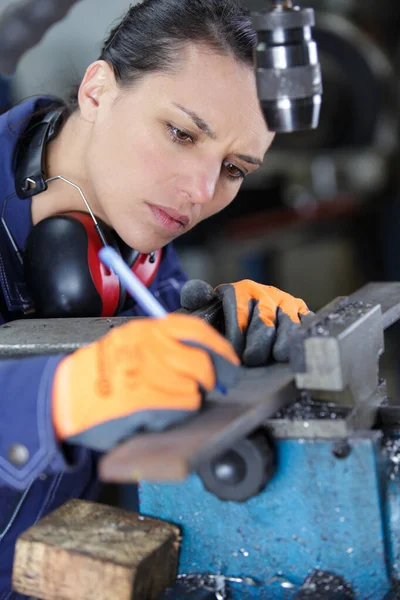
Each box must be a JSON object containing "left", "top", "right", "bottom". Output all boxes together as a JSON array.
[{"left": 1, "top": 0, "right": 400, "bottom": 391}]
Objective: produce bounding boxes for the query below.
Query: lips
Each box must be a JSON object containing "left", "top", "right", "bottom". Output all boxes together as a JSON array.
[
  {"left": 147, "top": 203, "right": 190, "bottom": 232},
  {"left": 155, "top": 205, "right": 190, "bottom": 226}
]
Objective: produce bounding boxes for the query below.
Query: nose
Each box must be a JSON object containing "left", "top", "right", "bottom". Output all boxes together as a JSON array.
[{"left": 178, "top": 162, "right": 219, "bottom": 205}]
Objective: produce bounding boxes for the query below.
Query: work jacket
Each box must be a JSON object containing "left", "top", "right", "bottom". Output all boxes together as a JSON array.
[{"left": 0, "top": 97, "right": 187, "bottom": 599}]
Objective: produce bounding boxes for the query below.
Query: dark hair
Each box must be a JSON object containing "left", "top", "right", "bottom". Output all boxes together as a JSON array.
[{"left": 95, "top": 0, "right": 255, "bottom": 95}]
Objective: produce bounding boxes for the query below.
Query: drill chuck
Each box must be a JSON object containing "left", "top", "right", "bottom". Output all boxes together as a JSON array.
[{"left": 252, "top": 1, "right": 322, "bottom": 133}]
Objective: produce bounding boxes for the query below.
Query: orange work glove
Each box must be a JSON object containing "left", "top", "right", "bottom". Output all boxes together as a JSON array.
[
  {"left": 181, "top": 279, "right": 313, "bottom": 367},
  {"left": 52, "top": 314, "right": 240, "bottom": 451}
]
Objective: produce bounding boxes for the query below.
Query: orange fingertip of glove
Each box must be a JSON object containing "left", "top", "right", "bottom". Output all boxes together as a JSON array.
[{"left": 228, "top": 281, "right": 311, "bottom": 328}]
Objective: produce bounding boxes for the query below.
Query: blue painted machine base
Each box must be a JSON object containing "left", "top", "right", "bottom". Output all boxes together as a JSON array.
[{"left": 139, "top": 434, "right": 400, "bottom": 599}]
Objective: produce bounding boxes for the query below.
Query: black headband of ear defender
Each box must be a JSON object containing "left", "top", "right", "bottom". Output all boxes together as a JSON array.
[{"left": 14, "top": 102, "right": 66, "bottom": 199}]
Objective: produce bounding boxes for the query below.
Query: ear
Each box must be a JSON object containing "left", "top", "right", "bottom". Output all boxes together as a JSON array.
[{"left": 77, "top": 60, "right": 117, "bottom": 122}]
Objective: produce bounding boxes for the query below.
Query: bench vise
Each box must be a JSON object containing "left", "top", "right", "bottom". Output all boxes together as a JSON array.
[
  {"left": 117, "top": 283, "right": 400, "bottom": 599},
  {"left": 2, "top": 283, "right": 400, "bottom": 599}
]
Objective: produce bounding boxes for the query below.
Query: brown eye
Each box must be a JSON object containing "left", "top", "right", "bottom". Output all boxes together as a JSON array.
[
  {"left": 224, "top": 161, "right": 245, "bottom": 180},
  {"left": 174, "top": 128, "right": 192, "bottom": 142},
  {"left": 167, "top": 124, "right": 194, "bottom": 144}
]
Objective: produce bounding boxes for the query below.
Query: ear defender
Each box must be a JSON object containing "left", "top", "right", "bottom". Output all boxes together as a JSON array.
[
  {"left": 12, "top": 107, "right": 161, "bottom": 318},
  {"left": 24, "top": 211, "right": 161, "bottom": 318}
]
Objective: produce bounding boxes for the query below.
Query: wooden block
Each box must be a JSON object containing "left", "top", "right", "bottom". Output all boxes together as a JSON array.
[{"left": 12, "top": 499, "right": 180, "bottom": 600}]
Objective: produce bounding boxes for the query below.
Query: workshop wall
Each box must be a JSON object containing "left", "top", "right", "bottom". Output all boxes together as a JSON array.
[{"left": 9, "top": 0, "right": 134, "bottom": 103}]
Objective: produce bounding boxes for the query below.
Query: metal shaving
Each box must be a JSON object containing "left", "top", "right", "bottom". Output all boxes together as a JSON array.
[
  {"left": 274, "top": 391, "right": 350, "bottom": 420},
  {"left": 307, "top": 301, "right": 372, "bottom": 338},
  {"left": 177, "top": 574, "right": 227, "bottom": 599},
  {"left": 298, "top": 570, "right": 354, "bottom": 598},
  {"left": 176, "top": 573, "right": 259, "bottom": 600},
  {"left": 383, "top": 437, "right": 400, "bottom": 480}
]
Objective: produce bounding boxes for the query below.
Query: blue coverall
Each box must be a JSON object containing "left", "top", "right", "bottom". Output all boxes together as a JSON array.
[{"left": 0, "top": 97, "right": 187, "bottom": 599}]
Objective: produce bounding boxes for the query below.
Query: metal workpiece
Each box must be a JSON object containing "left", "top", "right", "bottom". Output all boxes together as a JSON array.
[
  {"left": 0, "top": 301, "right": 223, "bottom": 360},
  {"left": 0, "top": 316, "right": 134, "bottom": 358},
  {"left": 351, "top": 282, "right": 400, "bottom": 329},
  {"left": 99, "top": 365, "right": 296, "bottom": 483}
]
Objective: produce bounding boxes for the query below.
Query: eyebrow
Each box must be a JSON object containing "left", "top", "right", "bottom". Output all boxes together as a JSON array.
[
  {"left": 233, "top": 153, "right": 263, "bottom": 168},
  {"left": 173, "top": 102, "right": 264, "bottom": 167},
  {"left": 173, "top": 103, "right": 217, "bottom": 139}
]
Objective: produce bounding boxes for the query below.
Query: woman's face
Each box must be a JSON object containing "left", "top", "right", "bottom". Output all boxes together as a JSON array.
[{"left": 80, "top": 44, "right": 274, "bottom": 253}]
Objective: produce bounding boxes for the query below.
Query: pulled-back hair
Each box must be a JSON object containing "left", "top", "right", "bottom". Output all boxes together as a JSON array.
[{"left": 99, "top": 0, "right": 256, "bottom": 88}]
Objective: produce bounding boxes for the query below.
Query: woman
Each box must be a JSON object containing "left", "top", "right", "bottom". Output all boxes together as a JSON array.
[{"left": 0, "top": 0, "right": 311, "bottom": 596}]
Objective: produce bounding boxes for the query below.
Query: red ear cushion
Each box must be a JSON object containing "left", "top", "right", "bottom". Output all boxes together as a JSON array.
[
  {"left": 114, "top": 231, "right": 162, "bottom": 289},
  {"left": 24, "top": 212, "right": 122, "bottom": 318},
  {"left": 66, "top": 212, "right": 122, "bottom": 317},
  {"left": 132, "top": 249, "right": 162, "bottom": 288},
  {"left": 24, "top": 210, "right": 162, "bottom": 318}
]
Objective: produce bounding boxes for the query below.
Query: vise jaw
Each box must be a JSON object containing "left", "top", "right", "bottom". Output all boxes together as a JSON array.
[
  {"left": 273, "top": 283, "right": 400, "bottom": 439},
  {"left": 290, "top": 299, "right": 384, "bottom": 407}
]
